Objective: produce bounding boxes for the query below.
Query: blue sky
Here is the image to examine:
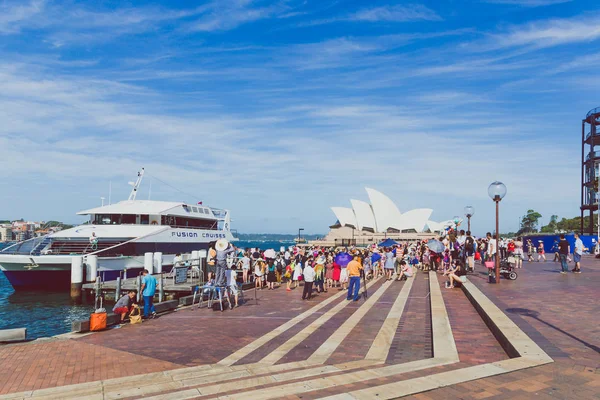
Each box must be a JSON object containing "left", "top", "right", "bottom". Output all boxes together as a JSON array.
[{"left": 1, "top": 0, "right": 599, "bottom": 235}]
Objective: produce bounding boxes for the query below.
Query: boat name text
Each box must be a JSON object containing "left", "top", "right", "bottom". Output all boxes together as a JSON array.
[{"left": 171, "top": 232, "right": 226, "bottom": 239}]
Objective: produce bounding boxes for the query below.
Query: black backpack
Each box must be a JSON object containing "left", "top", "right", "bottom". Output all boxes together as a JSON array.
[{"left": 465, "top": 237, "right": 474, "bottom": 252}]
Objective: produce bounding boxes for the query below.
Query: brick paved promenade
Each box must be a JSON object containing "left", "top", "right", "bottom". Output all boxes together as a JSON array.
[{"left": 0, "top": 256, "right": 598, "bottom": 399}]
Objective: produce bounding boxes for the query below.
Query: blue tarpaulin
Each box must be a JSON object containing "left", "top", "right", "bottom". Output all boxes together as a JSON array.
[{"left": 522, "top": 234, "right": 596, "bottom": 254}]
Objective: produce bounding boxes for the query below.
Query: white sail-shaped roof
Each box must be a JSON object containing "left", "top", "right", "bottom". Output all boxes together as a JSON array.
[
  {"left": 350, "top": 199, "right": 377, "bottom": 231},
  {"left": 365, "top": 188, "right": 402, "bottom": 232},
  {"left": 331, "top": 207, "right": 358, "bottom": 228},
  {"left": 397, "top": 208, "right": 433, "bottom": 232},
  {"left": 425, "top": 220, "right": 443, "bottom": 232}
]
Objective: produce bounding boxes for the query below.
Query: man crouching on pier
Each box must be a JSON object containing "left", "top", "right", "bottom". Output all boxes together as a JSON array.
[{"left": 113, "top": 290, "right": 137, "bottom": 323}]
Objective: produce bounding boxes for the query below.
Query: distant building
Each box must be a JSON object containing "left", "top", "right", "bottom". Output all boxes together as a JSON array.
[
  {"left": 316, "top": 188, "right": 453, "bottom": 246},
  {"left": 0, "top": 225, "right": 13, "bottom": 242}
]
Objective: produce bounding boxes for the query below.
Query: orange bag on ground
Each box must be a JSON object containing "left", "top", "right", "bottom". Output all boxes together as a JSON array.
[{"left": 90, "top": 312, "right": 107, "bottom": 331}]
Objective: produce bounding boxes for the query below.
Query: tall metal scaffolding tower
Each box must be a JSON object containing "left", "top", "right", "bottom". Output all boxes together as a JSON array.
[{"left": 581, "top": 107, "right": 600, "bottom": 235}]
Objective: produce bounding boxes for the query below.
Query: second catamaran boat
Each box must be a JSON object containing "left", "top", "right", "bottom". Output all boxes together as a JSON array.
[{"left": 0, "top": 169, "right": 236, "bottom": 290}]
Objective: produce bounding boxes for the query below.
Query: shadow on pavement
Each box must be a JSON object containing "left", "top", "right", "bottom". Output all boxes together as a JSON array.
[{"left": 507, "top": 308, "right": 600, "bottom": 354}]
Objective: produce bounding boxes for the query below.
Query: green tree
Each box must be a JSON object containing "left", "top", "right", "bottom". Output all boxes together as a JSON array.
[
  {"left": 518, "top": 209, "right": 542, "bottom": 234},
  {"left": 540, "top": 215, "right": 559, "bottom": 233}
]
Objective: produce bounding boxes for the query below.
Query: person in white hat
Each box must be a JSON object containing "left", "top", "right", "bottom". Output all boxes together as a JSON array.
[{"left": 215, "top": 239, "right": 235, "bottom": 286}]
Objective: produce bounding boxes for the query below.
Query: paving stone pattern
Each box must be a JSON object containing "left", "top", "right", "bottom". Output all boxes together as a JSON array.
[
  {"left": 437, "top": 274, "right": 508, "bottom": 366},
  {"left": 326, "top": 279, "right": 403, "bottom": 364},
  {"left": 2, "top": 257, "right": 599, "bottom": 399},
  {"left": 277, "top": 279, "right": 387, "bottom": 365},
  {"left": 412, "top": 257, "right": 600, "bottom": 400},
  {"left": 386, "top": 272, "right": 432, "bottom": 364},
  {"left": 0, "top": 339, "right": 179, "bottom": 395}
]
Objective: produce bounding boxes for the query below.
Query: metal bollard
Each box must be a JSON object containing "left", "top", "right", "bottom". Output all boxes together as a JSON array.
[
  {"left": 115, "top": 277, "right": 121, "bottom": 301},
  {"left": 70, "top": 256, "right": 84, "bottom": 301},
  {"left": 94, "top": 276, "right": 101, "bottom": 305},
  {"left": 159, "top": 273, "right": 164, "bottom": 303},
  {"left": 136, "top": 275, "right": 142, "bottom": 302}
]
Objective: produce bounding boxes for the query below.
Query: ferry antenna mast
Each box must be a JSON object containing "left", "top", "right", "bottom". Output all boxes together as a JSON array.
[{"left": 128, "top": 168, "right": 145, "bottom": 201}]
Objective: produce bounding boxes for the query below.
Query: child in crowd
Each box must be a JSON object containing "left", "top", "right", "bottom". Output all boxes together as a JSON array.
[
  {"left": 442, "top": 249, "right": 451, "bottom": 274},
  {"left": 284, "top": 262, "right": 293, "bottom": 291},
  {"left": 254, "top": 258, "right": 264, "bottom": 290},
  {"left": 339, "top": 264, "right": 349, "bottom": 290},
  {"left": 292, "top": 260, "right": 303, "bottom": 288}
]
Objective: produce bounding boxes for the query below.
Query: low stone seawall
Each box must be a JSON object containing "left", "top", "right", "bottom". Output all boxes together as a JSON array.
[{"left": 71, "top": 300, "right": 179, "bottom": 333}]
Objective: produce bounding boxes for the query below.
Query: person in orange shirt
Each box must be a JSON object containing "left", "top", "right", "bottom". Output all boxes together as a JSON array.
[{"left": 346, "top": 253, "right": 363, "bottom": 301}]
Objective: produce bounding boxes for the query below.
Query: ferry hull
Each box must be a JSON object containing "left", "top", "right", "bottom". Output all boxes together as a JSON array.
[{"left": 1, "top": 269, "right": 71, "bottom": 290}]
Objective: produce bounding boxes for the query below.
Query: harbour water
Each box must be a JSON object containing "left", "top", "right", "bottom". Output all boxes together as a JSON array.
[{"left": 0, "top": 240, "right": 294, "bottom": 339}]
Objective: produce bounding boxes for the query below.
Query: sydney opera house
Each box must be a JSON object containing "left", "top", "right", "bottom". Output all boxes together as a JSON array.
[{"left": 317, "top": 188, "right": 452, "bottom": 246}]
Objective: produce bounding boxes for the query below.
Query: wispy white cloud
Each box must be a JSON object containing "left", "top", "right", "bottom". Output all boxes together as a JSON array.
[
  {"left": 300, "top": 4, "right": 441, "bottom": 26},
  {"left": 483, "top": 0, "right": 572, "bottom": 7},
  {"left": 187, "top": 0, "right": 295, "bottom": 32},
  {"left": 487, "top": 14, "right": 600, "bottom": 49},
  {"left": 0, "top": 0, "right": 289, "bottom": 44},
  {"left": 350, "top": 4, "right": 441, "bottom": 22},
  {"left": 0, "top": 2, "right": 595, "bottom": 232},
  {"left": 0, "top": 58, "right": 580, "bottom": 232},
  {"left": 0, "top": 0, "right": 45, "bottom": 33}
]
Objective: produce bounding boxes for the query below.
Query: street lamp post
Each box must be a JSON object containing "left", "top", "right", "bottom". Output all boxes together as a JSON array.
[
  {"left": 464, "top": 206, "right": 474, "bottom": 232},
  {"left": 488, "top": 182, "right": 507, "bottom": 284}
]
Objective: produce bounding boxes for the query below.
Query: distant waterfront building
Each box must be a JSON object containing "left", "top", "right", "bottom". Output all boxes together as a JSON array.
[
  {"left": 0, "top": 225, "right": 13, "bottom": 242},
  {"left": 9, "top": 220, "right": 43, "bottom": 242},
  {"left": 317, "top": 188, "right": 453, "bottom": 246}
]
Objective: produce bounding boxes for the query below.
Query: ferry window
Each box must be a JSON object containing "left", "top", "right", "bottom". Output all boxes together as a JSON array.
[
  {"left": 192, "top": 207, "right": 198, "bottom": 213},
  {"left": 121, "top": 214, "right": 136, "bottom": 224},
  {"left": 140, "top": 215, "right": 150, "bottom": 225}
]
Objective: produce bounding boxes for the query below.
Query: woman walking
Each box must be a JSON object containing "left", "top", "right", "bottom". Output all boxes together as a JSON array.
[
  {"left": 241, "top": 251, "right": 250, "bottom": 284},
  {"left": 339, "top": 264, "right": 348, "bottom": 290},
  {"left": 384, "top": 247, "right": 395, "bottom": 281},
  {"left": 292, "top": 260, "right": 302, "bottom": 289},
  {"left": 266, "top": 259, "right": 277, "bottom": 290},
  {"left": 514, "top": 237, "right": 524, "bottom": 269},
  {"left": 527, "top": 239, "right": 534, "bottom": 262},
  {"left": 325, "top": 255, "right": 334, "bottom": 289},
  {"left": 254, "top": 258, "right": 265, "bottom": 289},
  {"left": 284, "top": 262, "right": 293, "bottom": 291},
  {"left": 332, "top": 260, "right": 341, "bottom": 288},
  {"left": 537, "top": 241, "right": 546, "bottom": 262}
]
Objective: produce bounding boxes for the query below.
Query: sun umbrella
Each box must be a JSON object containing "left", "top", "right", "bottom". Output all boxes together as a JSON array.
[
  {"left": 427, "top": 239, "right": 445, "bottom": 254},
  {"left": 371, "top": 253, "right": 382, "bottom": 263},
  {"left": 264, "top": 249, "right": 276, "bottom": 259},
  {"left": 334, "top": 252, "right": 352, "bottom": 267}
]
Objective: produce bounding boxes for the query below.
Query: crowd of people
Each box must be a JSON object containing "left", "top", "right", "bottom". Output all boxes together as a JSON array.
[{"left": 111, "top": 231, "right": 589, "bottom": 322}]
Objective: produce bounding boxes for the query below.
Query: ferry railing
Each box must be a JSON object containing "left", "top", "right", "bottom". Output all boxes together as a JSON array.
[
  {"left": 87, "top": 226, "right": 170, "bottom": 257},
  {"left": 0, "top": 235, "right": 47, "bottom": 255}
]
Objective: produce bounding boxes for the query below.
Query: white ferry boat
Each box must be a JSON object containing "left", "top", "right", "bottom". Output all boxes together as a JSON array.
[{"left": 0, "top": 169, "right": 235, "bottom": 290}]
